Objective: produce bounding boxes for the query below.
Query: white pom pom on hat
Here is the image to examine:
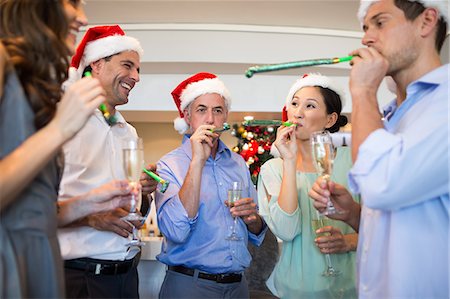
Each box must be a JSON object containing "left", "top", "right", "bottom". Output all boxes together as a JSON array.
[
  {"left": 171, "top": 72, "right": 232, "bottom": 134},
  {"left": 358, "top": 0, "right": 449, "bottom": 24}
]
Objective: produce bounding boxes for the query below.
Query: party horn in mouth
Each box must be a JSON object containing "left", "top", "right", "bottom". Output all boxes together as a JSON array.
[
  {"left": 242, "top": 120, "right": 295, "bottom": 127},
  {"left": 142, "top": 168, "right": 169, "bottom": 193},
  {"left": 245, "top": 55, "right": 354, "bottom": 78},
  {"left": 83, "top": 71, "right": 118, "bottom": 126},
  {"left": 211, "top": 123, "right": 231, "bottom": 133}
]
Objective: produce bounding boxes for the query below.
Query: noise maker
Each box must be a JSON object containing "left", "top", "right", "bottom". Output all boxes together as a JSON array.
[
  {"left": 245, "top": 56, "right": 354, "bottom": 78},
  {"left": 243, "top": 120, "right": 295, "bottom": 127},
  {"left": 211, "top": 123, "right": 231, "bottom": 133},
  {"left": 142, "top": 168, "right": 170, "bottom": 193}
]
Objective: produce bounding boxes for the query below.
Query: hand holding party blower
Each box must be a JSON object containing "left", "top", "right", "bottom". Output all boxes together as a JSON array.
[
  {"left": 245, "top": 55, "right": 353, "bottom": 78},
  {"left": 142, "top": 168, "right": 170, "bottom": 193},
  {"left": 83, "top": 71, "right": 118, "bottom": 125}
]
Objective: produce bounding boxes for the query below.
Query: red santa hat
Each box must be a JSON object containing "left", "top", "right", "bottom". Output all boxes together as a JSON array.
[
  {"left": 67, "top": 25, "right": 144, "bottom": 83},
  {"left": 171, "top": 72, "right": 232, "bottom": 134},
  {"left": 358, "top": 0, "right": 448, "bottom": 24}
]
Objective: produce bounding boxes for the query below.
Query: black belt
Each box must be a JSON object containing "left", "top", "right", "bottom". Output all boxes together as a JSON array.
[
  {"left": 168, "top": 265, "right": 242, "bottom": 284},
  {"left": 64, "top": 253, "right": 140, "bottom": 275}
]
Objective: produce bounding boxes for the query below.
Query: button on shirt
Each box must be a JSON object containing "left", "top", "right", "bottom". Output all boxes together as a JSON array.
[
  {"left": 58, "top": 110, "right": 138, "bottom": 260},
  {"left": 349, "top": 64, "right": 449, "bottom": 299},
  {"left": 155, "top": 136, "right": 266, "bottom": 274}
]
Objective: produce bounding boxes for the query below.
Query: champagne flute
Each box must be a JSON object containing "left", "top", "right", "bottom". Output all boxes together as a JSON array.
[
  {"left": 311, "top": 131, "right": 342, "bottom": 216},
  {"left": 311, "top": 210, "right": 341, "bottom": 277},
  {"left": 226, "top": 181, "right": 243, "bottom": 241},
  {"left": 121, "top": 137, "right": 146, "bottom": 247},
  {"left": 122, "top": 137, "right": 145, "bottom": 222}
]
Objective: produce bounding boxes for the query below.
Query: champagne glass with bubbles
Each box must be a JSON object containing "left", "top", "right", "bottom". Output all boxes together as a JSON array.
[
  {"left": 226, "top": 181, "right": 243, "bottom": 241},
  {"left": 311, "top": 131, "right": 342, "bottom": 216},
  {"left": 122, "top": 137, "right": 145, "bottom": 246},
  {"left": 311, "top": 210, "right": 341, "bottom": 276},
  {"left": 122, "top": 137, "right": 145, "bottom": 222}
]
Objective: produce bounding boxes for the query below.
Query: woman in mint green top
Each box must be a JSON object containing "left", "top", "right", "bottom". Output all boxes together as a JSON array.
[{"left": 257, "top": 74, "right": 358, "bottom": 299}]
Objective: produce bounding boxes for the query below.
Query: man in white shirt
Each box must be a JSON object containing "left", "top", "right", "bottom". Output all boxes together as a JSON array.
[{"left": 58, "top": 25, "right": 156, "bottom": 298}]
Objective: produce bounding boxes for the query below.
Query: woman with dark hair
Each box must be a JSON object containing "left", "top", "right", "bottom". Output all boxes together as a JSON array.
[
  {"left": 0, "top": 0, "right": 128, "bottom": 297},
  {"left": 257, "top": 74, "right": 358, "bottom": 298}
]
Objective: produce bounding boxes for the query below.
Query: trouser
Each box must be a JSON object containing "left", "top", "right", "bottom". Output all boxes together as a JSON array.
[
  {"left": 64, "top": 256, "right": 140, "bottom": 299},
  {"left": 159, "top": 267, "right": 249, "bottom": 299}
]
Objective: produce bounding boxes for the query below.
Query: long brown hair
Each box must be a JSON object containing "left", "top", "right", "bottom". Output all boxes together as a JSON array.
[{"left": 0, "top": 0, "right": 71, "bottom": 129}]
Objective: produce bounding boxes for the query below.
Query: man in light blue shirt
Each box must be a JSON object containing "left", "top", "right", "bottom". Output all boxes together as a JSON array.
[
  {"left": 154, "top": 72, "right": 266, "bottom": 298},
  {"left": 309, "top": 0, "right": 449, "bottom": 298}
]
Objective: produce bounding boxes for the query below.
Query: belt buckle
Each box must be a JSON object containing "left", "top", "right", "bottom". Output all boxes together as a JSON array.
[
  {"left": 94, "top": 263, "right": 102, "bottom": 275},
  {"left": 216, "top": 274, "right": 228, "bottom": 283}
]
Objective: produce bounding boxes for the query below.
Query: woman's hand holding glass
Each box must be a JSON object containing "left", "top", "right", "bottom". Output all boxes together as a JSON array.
[
  {"left": 314, "top": 226, "right": 350, "bottom": 254},
  {"left": 311, "top": 211, "right": 341, "bottom": 277}
]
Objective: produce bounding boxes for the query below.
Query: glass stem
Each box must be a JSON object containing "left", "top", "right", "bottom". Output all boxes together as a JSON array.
[
  {"left": 324, "top": 253, "right": 334, "bottom": 270},
  {"left": 130, "top": 193, "right": 136, "bottom": 213},
  {"left": 232, "top": 216, "right": 238, "bottom": 235},
  {"left": 132, "top": 226, "right": 139, "bottom": 240}
]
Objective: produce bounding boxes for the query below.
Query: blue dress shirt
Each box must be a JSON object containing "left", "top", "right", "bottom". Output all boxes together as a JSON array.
[
  {"left": 349, "top": 64, "right": 449, "bottom": 299},
  {"left": 155, "top": 135, "right": 266, "bottom": 274}
]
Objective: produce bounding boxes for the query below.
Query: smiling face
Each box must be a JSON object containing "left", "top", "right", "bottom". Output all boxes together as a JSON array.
[
  {"left": 90, "top": 50, "right": 141, "bottom": 108},
  {"left": 63, "top": 0, "right": 88, "bottom": 55},
  {"left": 184, "top": 93, "right": 228, "bottom": 133},
  {"left": 361, "top": 0, "right": 421, "bottom": 76},
  {"left": 286, "top": 86, "right": 337, "bottom": 141}
]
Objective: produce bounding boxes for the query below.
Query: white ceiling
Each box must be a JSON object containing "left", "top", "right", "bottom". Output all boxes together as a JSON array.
[{"left": 85, "top": 0, "right": 362, "bottom": 31}]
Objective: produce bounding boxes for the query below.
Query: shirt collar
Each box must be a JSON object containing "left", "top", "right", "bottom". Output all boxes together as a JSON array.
[
  {"left": 94, "top": 108, "right": 127, "bottom": 127},
  {"left": 382, "top": 64, "right": 448, "bottom": 120}
]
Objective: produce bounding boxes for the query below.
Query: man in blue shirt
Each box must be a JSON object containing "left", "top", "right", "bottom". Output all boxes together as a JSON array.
[
  {"left": 309, "top": 0, "right": 448, "bottom": 298},
  {"left": 155, "top": 72, "right": 266, "bottom": 298}
]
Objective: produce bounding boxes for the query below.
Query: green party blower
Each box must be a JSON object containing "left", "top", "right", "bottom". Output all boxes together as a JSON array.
[
  {"left": 142, "top": 168, "right": 169, "bottom": 193},
  {"left": 83, "top": 71, "right": 118, "bottom": 126},
  {"left": 211, "top": 123, "right": 231, "bottom": 133},
  {"left": 245, "top": 55, "right": 354, "bottom": 78},
  {"left": 243, "top": 119, "right": 295, "bottom": 127}
]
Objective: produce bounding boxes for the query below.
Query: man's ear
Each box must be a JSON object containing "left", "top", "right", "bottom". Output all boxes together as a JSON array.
[
  {"left": 420, "top": 7, "right": 440, "bottom": 38},
  {"left": 183, "top": 108, "right": 191, "bottom": 126},
  {"left": 90, "top": 59, "right": 104, "bottom": 76}
]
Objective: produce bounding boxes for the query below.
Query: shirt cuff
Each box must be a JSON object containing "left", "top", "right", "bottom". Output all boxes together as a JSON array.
[{"left": 248, "top": 219, "right": 268, "bottom": 246}]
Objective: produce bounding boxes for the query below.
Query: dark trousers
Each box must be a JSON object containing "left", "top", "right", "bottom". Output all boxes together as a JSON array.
[
  {"left": 64, "top": 265, "right": 139, "bottom": 298},
  {"left": 159, "top": 268, "right": 249, "bottom": 299}
]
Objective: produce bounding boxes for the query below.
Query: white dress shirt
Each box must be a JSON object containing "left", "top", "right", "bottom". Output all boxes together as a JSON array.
[{"left": 58, "top": 109, "right": 138, "bottom": 261}]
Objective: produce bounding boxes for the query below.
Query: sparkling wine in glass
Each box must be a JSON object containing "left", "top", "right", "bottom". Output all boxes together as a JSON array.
[
  {"left": 311, "top": 211, "right": 341, "bottom": 277},
  {"left": 311, "top": 131, "right": 342, "bottom": 216},
  {"left": 122, "top": 138, "right": 145, "bottom": 222},
  {"left": 226, "top": 181, "right": 243, "bottom": 241}
]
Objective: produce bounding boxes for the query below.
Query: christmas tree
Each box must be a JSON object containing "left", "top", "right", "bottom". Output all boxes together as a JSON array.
[{"left": 231, "top": 122, "right": 277, "bottom": 185}]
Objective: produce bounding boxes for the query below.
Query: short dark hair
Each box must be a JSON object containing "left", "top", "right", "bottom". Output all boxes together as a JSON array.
[
  {"left": 81, "top": 54, "right": 118, "bottom": 77},
  {"left": 394, "top": 0, "right": 448, "bottom": 51}
]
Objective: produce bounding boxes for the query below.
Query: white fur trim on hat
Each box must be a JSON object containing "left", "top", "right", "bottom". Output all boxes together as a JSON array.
[
  {"left": 77, "top": 35, "right": 144, "bottom": 79},
  {"left": 179, "top": 77, "right": 232, "bottom": 112},
  {"left": 358, "top": 0, "right": 449, "bottom": 24},
  {"left": 286, "top": 73, "right": 344, "bottom": 106}
]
